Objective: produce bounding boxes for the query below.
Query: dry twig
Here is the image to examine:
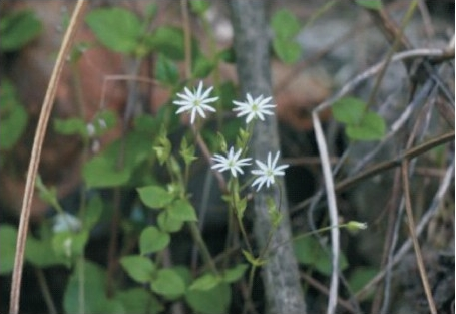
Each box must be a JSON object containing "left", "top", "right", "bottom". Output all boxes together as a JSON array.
[{"left": 9, "top": 2, "right": 87, "bottom": 314}]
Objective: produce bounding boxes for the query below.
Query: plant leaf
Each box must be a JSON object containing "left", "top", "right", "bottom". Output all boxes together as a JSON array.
[
  {"left": 157, "top": 211, "right": 184, "bottom": 233},
  {"left": 294, "top": 236, "right": 348, "bottom": 275},
  {"left": 64, "top": 261, "right": 124, "bottom": 314},
  {"left": 0, "top": 10, "right": 42, "bottom": 52},
  {"left": 346, "top": 111, "right": 386, "bottom": 140},
  {"left": 167, "top": 199, "right": 198, "bottom": 222},
  {"left": 115, "top": 288, "right": 163, "bottom": 314},
  {"left": 272, "top": 37, "right": 302, "bottom": 64},
  {"left": 155, "top": 54, "right": 178, "bottom": 85},
  {"left": 137, "top": 185, "right": 175, "bottom": 209},
  {"left": 271, "top": 9, "right": 301, "bottom": 39},
  {"left": 54, "top": 117, "right": 87, "bottom": 137},
  {"left": 0, "top": 79, "right": 28, "bottom": 150},
  {"left": 332, "top": 97, "right": 366, "bottom": 125},
  {"left": 185, "top": 282, "right": 231, "bottom": 314},
  {"left": 189, "top": 273, "right": 220, "bottom": 291},
  {"left": 120, "top": 255, "right": 156, "bottom": 283},
  {"left": 139, "top": 226, "right": 170, "bottom": 255},
  {"left": 0, "top": 225, "right": 17, "bottom": 274},
  {"left": 83, "top": 156, "right": 130, "bottom": 188},
  {"left": 85, "top": 7, "right": 141, "bottom": 53},
  {"left": 222, "top": 264, "right": 249, "bottom": 283},
  {"left": 150, "top": 269, "right": 186, "bottom": 299}
]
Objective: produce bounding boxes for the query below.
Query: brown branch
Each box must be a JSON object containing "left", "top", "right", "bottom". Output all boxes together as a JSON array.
[
  {"left": 291, "top": 130, "right": 455, "bottom": 214},
  {"left": 401, "top": 160, "right": 438, "bottom": 314}
]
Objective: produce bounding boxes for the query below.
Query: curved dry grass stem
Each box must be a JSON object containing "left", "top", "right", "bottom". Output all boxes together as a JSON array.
[
  {"left": 401, "top": 160, "right": 438, "bottom": 314},
  {"left": 312, "top": 111, "right": 340, "bottom": 314},
  {"left": 8, "top": 2, "right": 87, "bottom": 313}
]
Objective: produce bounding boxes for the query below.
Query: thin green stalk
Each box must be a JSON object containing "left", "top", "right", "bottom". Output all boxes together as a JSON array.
[
  {"left": 235, "top": 209, "right": 253, "bottom": 254},
  {"left": 77, "top": 257, "right": 85, "bottom": 314},
  {"left": 246, "top": 265, "right": 257, "bottom": 310},
  {"left": 35, "top": 268, "right": 57, "bottom": 314},
  {"left": 187, "top": 221, "right": 218, "bottom": 275}
]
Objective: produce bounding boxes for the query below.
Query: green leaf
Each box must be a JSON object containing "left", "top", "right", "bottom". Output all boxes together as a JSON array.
[
  {"left": 346, "top": 111, "right": 386, "bottom": 140},
  {"left": 185, "top": 282, "right": 231, "bottom": 314},
  {"left": 85, "top": 7, "right": 142, "bottom": 53},
  {"left": 103, "top": 130, "right": 152, "bottom": 172},
  {"left": 120, "top": 255, "right": 156, "bottom": 283},
  {"left": 54, "top": 117, "right": 87, "bottom": 137},
  {"left": 35, "top": 176, "right": 61, "bottom": 212},
  {"left": 348, "top": 267, "right": 378, "bottom": 300},
  {"left": 189, "top": 0, "right": 210, "bottom": 15},
  {"left": 0, "top": 225, "right": 17, "bottom": 274},
  {"left": 189, "top": 273, "right": 220, "bottom": 291},
  {"left": 294, "top": 236, "right": 348, "bottom": 275},
  {"left": 144, "top": 3, "right": 158, "bottom": 21},
  {"left": 83, "top": 194, "right": 103, "bottom": 230},
  {"left": 52, "top": 231, "right": 89, "bottom": 265},
  {"left": 157, "top": 211, "right": 184, "bottom": 233},
  {"left": 217, "top": 47, "right": 236, "bottom": 63},
  {"left": 64, "top": 261, "right": 125, "bottom": 314},
  {"left": 0, "top": 10, "right": 42, "bottom": 52},
  {"left": 139, "top": 226, "right": 170, "bottom": 255},
  {"left": 271, "top": 9, "right": 301, "bottom": 39},
  {"left": 267, "top": 196, "right": 283, "bottom": 228},
  {"left": 92, "top": 109, "right": 118, "bottom": 133},
  {"left": 153, "top": 127, "right": 172, "bottom": 165},
  {"left": 115, "top": 288, "right": 163, "bottom": 314},
  {"left": 332, "top": 97, "right": 366, "bottom": 125},
  {"left": 137, "top": 185, "right": 175, "bottom": 209},
  {"left": 26, "top": 235, "right": 65, "bottom": 268},
  {"left": 0, "top": 80, "right": 28, "bottom": 150},
  {"left": 155, "top": 54, "right": 179, "bottom": 85},
  {"left": 134, "top": 113, "right": 160, "bottom": 134},
  {"left": 192, "top": 55, "right": 215, "bottom": 78},
  {"left": 355, "top": 0, "right": 383, "bottom": 10},
  {"left": 167, "top": 199, "right": 198, "bottom": 222},
  {"left": 222, "top": 264, "right": 249, "bottom": 283},
  {"left": 179, "top": 137, "right": 197, "bottom": 166},
  {"left": 83, "top": 156, "right": 130, "bottom": 188},
  {"left": 151, "top": 269, "right": 186, "bottom": 299},
  {"left": 273, "top": 38, "right": 302, "bottom": 64},
  {"left": 145, "top": 26, "right": 186, "bottom": 60}
]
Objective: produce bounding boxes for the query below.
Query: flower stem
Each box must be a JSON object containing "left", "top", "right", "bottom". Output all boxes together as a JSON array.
[{"left": 187, "top": 221, "right": 218, "bottom": 275}]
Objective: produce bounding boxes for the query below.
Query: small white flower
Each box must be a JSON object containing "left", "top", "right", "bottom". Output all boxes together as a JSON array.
[
  {"left": 211, "top": 146, "right": 252, "bottom": 178},
  {"left": 173, "top": 81, "right": 218, "bottom": 124},
  {"left": 86, "top": 123, "right": 96, "bottom": 137},
  {"left": 251, "top": 151, "right": 289, "bottom": 191},
  {"left": 233, "top": 93, "right": 276, "bottom": 123},
  {"left": 53, "top": 213, "right": 82, "bottom": 233}
]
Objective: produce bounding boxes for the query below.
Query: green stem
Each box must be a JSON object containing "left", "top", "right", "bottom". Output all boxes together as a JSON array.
[
  {"left": 77, "top": 257, "right": 85, "bottom": 314},
  {"left": 246, "top": 265, "right": 257, "bottom": 307},
  {"left": 35, "top": 268, "right": 57, "bottom": 314},
  {"left": 187, "top": 221, "right": 218, "bottom": 275}
]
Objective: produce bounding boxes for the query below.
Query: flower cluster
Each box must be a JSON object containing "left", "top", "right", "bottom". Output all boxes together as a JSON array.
[
  {"left": 173, "top": 81, "right": 288, "bottom": 191},
  {"left": 210, "top": 148, "right": 289, "bottom": 191},
  {"left": 172, "top": 81, "right": 276, "bottom": 125}
]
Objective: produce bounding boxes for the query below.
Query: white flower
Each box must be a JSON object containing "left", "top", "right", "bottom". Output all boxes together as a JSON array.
[
  {"left": 53, "top": 213, "right": 82, "bottom": 233},
  {"left": 233, "top": 93, "right": 276, "bottom": 123},
  {"left": 211, "top": 146, "right": 252, "bottom": 178},
  {"left": 173, "top": 81, "right": 218, "bottom": 124},
  {"left": 251, "top": 151, "right": 289, "bottom": 191}
]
